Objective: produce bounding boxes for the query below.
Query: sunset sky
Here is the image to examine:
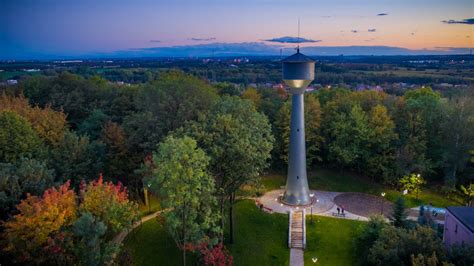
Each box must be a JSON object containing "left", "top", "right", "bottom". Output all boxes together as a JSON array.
[{"left": 1, "top": 0, "right": 473, "bottom": 58}]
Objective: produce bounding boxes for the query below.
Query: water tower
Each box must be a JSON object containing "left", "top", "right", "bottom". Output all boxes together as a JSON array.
[{"left": 281, "top": 48, "right": 315, "bottom": 206}]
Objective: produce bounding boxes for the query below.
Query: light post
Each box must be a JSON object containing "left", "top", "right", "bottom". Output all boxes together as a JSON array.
[
  {"left": 310, "top": 193, "right": 315, "bottom": 224},
  {"left": 312, "top": 257, "right": 318, "bottom": 265},
  {"left": 147, "top": 183, "right": 152, "bottom": 213},
  {"left": 380, "top": 192, "right": 386, "bottom": 215}
]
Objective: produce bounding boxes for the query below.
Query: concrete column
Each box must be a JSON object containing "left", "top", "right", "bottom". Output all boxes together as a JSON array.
[{"left": 283, "top": 92, "right": 310, "bottom": 205}]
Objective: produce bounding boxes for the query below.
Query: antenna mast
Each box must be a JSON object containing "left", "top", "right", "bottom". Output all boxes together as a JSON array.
[{"left": 297, "top": 18, "right": 300, "bottom": 53}]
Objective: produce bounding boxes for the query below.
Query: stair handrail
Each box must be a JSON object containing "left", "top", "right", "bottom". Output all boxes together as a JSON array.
[
  {"left": 302, "top": 209, "right": 307, "bottom": 249},
  {"left": 288, "top": 209, "right": 293, "bottom": 248}
]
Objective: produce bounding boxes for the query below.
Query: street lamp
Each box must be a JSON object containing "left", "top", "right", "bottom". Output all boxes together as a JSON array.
[
  {"left": 312, "top": 257, "right": 318, "bottom": 265},
  {"left": 380, "top": 192, "right": 386, "bottom": 215},
  {"left": 309, "top": 193, "right": 315, "bottom": 224}
]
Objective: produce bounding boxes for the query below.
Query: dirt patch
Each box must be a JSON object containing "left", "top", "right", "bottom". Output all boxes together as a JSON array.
[{"left": 334, "top": 192, "right": 394, "bottom": 218}]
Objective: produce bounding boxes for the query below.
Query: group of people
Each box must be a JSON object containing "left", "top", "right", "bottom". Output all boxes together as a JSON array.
[{"left": 336, "top": 206, "right": 345, "bottom": 215}]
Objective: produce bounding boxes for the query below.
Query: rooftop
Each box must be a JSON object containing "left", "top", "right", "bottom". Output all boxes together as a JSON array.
[
  {"left": 282, "top": 51, "right": 315, "bottom": 63},
  {"left": 447, "top": 206, "right": 474, "bottom": 233}
]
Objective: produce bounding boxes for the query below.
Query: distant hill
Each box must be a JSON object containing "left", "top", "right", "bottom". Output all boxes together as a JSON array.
[{"left": 2, "top": 42, "right": 472, "bottom": 60}]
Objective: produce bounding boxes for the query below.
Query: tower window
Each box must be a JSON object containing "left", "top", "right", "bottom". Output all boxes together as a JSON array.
[{"left": 296, "top": 176, "right": 299, "bottom": 179}]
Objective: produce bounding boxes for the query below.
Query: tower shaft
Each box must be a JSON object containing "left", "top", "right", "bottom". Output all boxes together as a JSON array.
[{"left": 283, "top": 92, "right": 310, "bottom": 205}]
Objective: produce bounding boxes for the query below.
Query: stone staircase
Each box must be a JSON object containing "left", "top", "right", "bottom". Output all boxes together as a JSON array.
[{"left": 289, "top": 210, "right": 305, "bottom": 249}]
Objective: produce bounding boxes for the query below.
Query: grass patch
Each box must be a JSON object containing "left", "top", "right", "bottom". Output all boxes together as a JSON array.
[
  {"left": 305, "top": 215, "right": 366, "bottom": 265},
  {"left": 138, "top": 194, "right": 161, "bottom": 217},
  {"left": 122, "top": 219, "right": 196, "bottom": 266},
  {"left": 124, "top": 200, "right": 289, "bottom": 265},
  {"left": 227, "top": 200, "right": 289, "bottom": 266}
]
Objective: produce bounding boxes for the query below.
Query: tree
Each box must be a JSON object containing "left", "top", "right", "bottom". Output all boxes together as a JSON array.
[
  {"left": 441, "top": 96, "right": 474, "bottom": 188},
  {"left": 368, "top": 225, "right": 446, "bottom": 266},
  {"left": 399, "top": 173, "right": 426, "bottom": 199},
  {"left": 180, "top": 96, "right": 274, "bottom": 243},
  {"left": 2, "top": 181, "right": 77, "bottom": 263},
  {"left": 0, "top": 111, "right": 43, "bottom": 163},
  {"left": 50, "top": 131, "right": 101, "bottom": 186},
  {"left": 404, "top": 87, "right": 443, "bottom": 173},
  {"left": 391, "top": 196, "right": 407, "bottom": 228},
  {"left": 136, "top": 71, "right": 218, "bottom": 136},
  {"left": 447, "top": 243, "right": 474, "bottom": 266},
  {"left": 0, "top": 158, "right": 55, "bottom": 216},
  {"left": 393, "top": 97, "right": 432, "bottom": 177},
  {"left": 459, "top": 184, "right": 473, "bottom": 207},
  {"left": 366, "top": 105, "right": 398, "bottom": 181},
  {"left": 78, "top": 109, "right": 109, "bottom": 140},
  {"left": 150, "top": 136, "right": 220, "bottom": 266},
  {"left": 185, "top": 240, "right": 233, "bottom": 266},
  {"left": 355, "top": 215, "right": 388, "bottom": 265},
  {"left": 80, "top": 174, "right": 140, "bottom": 236},
  {"left": 72, "top": 213, "right": 119, "bottom": 266},
  {"left": 0, "top": 93, "right": 68, "bottom": 146},
  {"left": 328, "top": 104, "right": 370, "bottom": 172},
  {"left": 241, "top": 87, "right": 261, "bottom": 108}
]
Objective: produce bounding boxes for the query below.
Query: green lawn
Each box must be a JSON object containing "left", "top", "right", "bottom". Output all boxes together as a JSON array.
[
  {"left": 256, "top": 169, "right": 458, "bottom": 208},
  {"left": 138, "top": 194, "right": 161, "bottom": 217},
  {"left": 122, "top": 219, "right": 196, "bottom": 266},
  {"left": 227, "top": 200, "right": 289, "bottom": 266},
  {"left": 305, "top": 215, "right": 366, "bottom": 266},
  {"left": 123, "top": 200, "right": 289, "bottom": 265}
]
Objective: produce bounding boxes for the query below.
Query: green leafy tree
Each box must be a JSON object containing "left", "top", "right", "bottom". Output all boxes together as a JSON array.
[
  {"left": 368, "top": 225, "right": 446, "bottom": 266},
  {"left": 51, "top": 131, "right": 101, "bottom": 186},
  {"left": 180, "top": 96, "right": 274, "bottom": 243},
  {"left": 391, "top": 196, "right": 408, "bottom": 228},
  {"left": 366, "top": 105, "right": 398, "bottom": 181},
  {"left": 355, "top": 215, "right": 388, "bottom": 265},
  {"left": 447, "top": 243, "right": 474, "bottom": 266},
  {"left": 0, "top": 158, "right": 54, "bottom": 216},
  {"left": 399, "top": 173, "right": 426, "bottom": 199},
  {"left": 441, "top": 96, "right": 474, "bottom": 188},
  {"left": 150, "top": 136, "right": 220, "bottom": 266},
  {"left": 393, "top": 97, "right": 432, "bottom": 177},
  {"left": 328, "top": 104, "right": 370, "bottom": 172},
  {"left": 459, "top": 184, "right": 473, "bottom": 207},
  {"left": 136, "top": 71, "right": 218, "bottom": 136},
  {"left": 78, "top": 109, "right": 110, "bottom": 140},
  {"left": 0, "top": 111, "right": 43, "bottom": 163},
  {"left": 404, "top": 87, "right": 443, "bottom": 172},
  {"left": 72, "top": 213, "right": 119, "bottom": 266}
]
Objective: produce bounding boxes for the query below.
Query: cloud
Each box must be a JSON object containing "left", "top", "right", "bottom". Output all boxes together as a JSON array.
[
  {"left": 368, "top": 29, "right": 376, "bottom": 32},
  {"left": 441, "top": 18, "right": 474, "bottom": 25},
  {"left": 149, "top": 40, "right": 161, "bottom": 43},
  {"left": 351, "top": 30, "right": 358, "bottom": 33},
  {"left": 189, "top": 37, "right": 217, "bottom": 41},
  {"left": 264, "top": 36, "right": 321, "bottom": 43},
  {"left": 377, "top": 13, "right": 388, "bottom": 16}
]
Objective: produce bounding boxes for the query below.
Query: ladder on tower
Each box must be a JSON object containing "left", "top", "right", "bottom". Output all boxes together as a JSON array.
[{"left": 289, "top": 209, "right": 306, "bottom": 249}]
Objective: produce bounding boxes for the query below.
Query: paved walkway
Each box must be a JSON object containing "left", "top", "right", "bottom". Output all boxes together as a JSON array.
[
  {"left": 290, "top": 248, "right": 304, "bottom": 266},
  {"left": 112, "top": 210, "right": 163, "bottom": 245},
  {"left": 258, "top": 189, "right": 368, "bottom": 221}
]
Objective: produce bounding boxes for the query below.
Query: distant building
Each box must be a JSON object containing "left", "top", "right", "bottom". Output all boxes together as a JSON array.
[{"left": 443, "top": 206, "right": 474, "bottom": 247}]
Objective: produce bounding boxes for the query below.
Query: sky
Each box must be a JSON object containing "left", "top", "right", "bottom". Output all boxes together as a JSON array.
[{"left": 1, "top": 0, "right": 473, "bottom": 59}]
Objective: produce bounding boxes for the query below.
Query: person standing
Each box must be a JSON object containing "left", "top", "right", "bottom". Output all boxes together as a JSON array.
[{"left": 337, "top": 207, "right": 340, "bottom": 214}]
